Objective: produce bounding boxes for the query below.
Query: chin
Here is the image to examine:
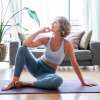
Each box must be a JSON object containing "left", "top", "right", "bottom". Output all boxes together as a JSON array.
[{"left": 51, "top": 29, "right": 54, "bottom": 32}]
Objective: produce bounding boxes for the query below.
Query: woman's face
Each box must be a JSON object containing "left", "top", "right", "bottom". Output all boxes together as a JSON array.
[{"left": 51, "top": 20, "right": 61, "bottom": 33}]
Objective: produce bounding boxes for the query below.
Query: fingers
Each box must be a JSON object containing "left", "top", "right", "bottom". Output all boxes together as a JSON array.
[
  {"left": 39, "top": 27, "right": 51, "bottom": 33},
  {"left": 89, "top": 84, "right": 97, "bottom": 87},
  {"left": 82, "top": 83, "right": 97, "bottom": 87},
  {"left": 43, "top": 27, "right": 51, "bottom": 33},
  {"left": 45, "top": 28, "right": 51, "bottom": 32}
]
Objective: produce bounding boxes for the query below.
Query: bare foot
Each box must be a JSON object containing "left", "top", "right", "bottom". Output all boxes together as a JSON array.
[
  {"left": 15, "top": 81, "right": 33, "bottom": 88},
  {"left": 1, "top": 81, "right": 33, "bottom": 91},
  {"left": 2, "top": 82, "right": 15, "bottom": 91}
]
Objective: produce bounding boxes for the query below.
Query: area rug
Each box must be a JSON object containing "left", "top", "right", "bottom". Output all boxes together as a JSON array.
[{"left": 0, "top": 79, "right": 99, "bottom": 94}]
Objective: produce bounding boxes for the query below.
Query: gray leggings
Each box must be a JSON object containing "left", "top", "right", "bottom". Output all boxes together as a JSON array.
[{"left": 14, "top": 46, "right": 63, "bottom": 89}]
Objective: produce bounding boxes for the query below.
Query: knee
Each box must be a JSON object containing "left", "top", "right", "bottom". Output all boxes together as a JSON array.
[
  {"left": 53, "top": 75, "right": 63, "bottom": 87},
  {"left": 33, "top": 74, "right": 63, "bottom": 89},
  {"left": 18, "top": 46, "right": 27, "bottom": 54},
  {"left": 48, "top": 74, "right": 63, "bottom": 88}
]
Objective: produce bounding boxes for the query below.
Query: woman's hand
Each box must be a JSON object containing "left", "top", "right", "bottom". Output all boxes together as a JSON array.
[
  {"left": 81, "top": 82, "right": 97, "bottom": 87},
  {"left": 38, "top": 27, "right": 51, "bottom": 33},
  {"left": 23, "top": 27, "right": 51, "bottom": 47}
]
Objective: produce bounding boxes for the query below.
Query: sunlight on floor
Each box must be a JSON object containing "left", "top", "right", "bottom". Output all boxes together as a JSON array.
[{"left": 0, "top": 62, "right": 9, "bottom": 70}]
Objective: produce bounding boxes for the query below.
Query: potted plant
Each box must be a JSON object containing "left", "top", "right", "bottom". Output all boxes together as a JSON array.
[{"left": 0, "top": 0, "right": 40, "bottom": 61}]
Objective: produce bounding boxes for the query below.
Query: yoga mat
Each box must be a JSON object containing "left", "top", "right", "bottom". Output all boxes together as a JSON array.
[{"left": 0, "top": 79, "right": 99, "bottom": 94}]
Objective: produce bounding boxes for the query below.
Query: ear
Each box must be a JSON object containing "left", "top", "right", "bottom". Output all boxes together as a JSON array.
[{"left": 61, "top": 30, "right": 65, "bottom": 37}]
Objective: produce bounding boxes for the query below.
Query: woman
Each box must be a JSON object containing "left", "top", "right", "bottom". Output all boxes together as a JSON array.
[{"left": 2, "top": 16, "right": 96, "bottom": 91}]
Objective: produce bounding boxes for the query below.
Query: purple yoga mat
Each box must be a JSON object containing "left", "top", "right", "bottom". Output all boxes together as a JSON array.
[{"left": 0, "top": 79, "right": 99, "bottom": 94}]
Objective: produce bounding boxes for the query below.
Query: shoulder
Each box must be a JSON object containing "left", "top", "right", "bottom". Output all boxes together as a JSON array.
[
  {"left": 64, "top": 38, "right": 74, "bottom": 54},
  {"left": 64, "top": 38, "right": 72, "bottom": 47}
]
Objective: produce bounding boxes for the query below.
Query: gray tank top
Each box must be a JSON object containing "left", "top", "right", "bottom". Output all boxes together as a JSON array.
[{"left": 41, "top": 37, "right": 65, "bottom": 65}]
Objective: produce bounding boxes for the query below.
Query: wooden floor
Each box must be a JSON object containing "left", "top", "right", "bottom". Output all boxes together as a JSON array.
[{"left": 0, "top": 62, "right": 100, "bottom": 100}]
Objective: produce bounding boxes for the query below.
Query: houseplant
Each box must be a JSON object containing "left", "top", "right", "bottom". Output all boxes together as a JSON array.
[{"left": 0, "top": 0, "right": 40, "bottom": 61}]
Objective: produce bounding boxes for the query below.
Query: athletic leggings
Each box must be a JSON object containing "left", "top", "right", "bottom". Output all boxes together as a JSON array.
[{"left": 14, "top": 46, "right": 63, "bottom": 89}]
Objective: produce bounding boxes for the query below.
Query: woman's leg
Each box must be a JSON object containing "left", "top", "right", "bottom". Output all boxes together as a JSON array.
[
  {"left": 33, "top": 74, "right": 63, "bottom": 89},
  {"left": 9, "top": 74, "right": 63, "bottom": 90},
  {"left": 2, "top": 46, "right": 38, "bottom": 91},
  {"left": 14, "top": 46, "right": 38, "bottom": 77}
]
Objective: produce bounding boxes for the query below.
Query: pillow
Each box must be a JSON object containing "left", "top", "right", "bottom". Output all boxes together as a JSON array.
[
  {"left": 79, "top": 30, "right": 92, "bottom": 49},
  {"left": 66, "top": 31, "right": 85, "bottom": 49},
  {"left": 18, "top": 32, "right": 25, "bottom": 42},
  {"left": 18, "top": 32, "right": 30, "bottom": 42}
]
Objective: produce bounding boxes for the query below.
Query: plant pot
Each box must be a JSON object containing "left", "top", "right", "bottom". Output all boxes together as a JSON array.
[{"left": 0, "top": 43, "right": 6, "bottom": 61}]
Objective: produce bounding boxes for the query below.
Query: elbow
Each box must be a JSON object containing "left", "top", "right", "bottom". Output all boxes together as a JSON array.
[
  {"left": 22, "top": 40, "right": 30, "bottom": 47},
  {"left": 71, "top": 61, "right": 79, "bottom": 68},
  {"left": 22, "top": 40, "right": 33, "bottom": 47}
]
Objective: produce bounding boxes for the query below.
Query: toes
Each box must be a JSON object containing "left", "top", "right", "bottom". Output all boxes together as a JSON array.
[
  {"left": 1, "top": 83, "right": 15, "bottom": 91},
  {"left": 1, "top": 85, "right": 8, "bottom": 91}
]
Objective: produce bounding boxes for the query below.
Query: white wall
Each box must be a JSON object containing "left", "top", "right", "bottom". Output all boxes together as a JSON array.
[
  {"left": 82, "top": 0, "right": 100, "bottom": 41},
  {"left": 91, "top": 0, "right": 100, "bottom": 41}
]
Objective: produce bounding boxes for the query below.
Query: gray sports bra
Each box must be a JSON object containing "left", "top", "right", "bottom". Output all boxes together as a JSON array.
[{"left": 40, "top": 37, "right": 65, "bottom": 65}]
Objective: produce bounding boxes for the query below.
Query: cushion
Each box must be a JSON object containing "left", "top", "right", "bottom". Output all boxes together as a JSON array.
[
  {"left": 66, "top": 31, "right": 85, "bottom": 49},
  {"left": 18, "top": 32, "right": 30, "bottom": 42},
  {"left": 18, "top": 32, "right": 25, "bottom": 42},
  {"left": 79, "top": 30, "right": 92, "bottom": 49}
]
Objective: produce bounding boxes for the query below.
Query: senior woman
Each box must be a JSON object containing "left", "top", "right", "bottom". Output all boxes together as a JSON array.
[{"left": 2, "top": 16, "right": 96, "bottom": 91}]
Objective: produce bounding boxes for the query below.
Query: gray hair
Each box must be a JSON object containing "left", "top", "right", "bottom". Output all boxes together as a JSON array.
[{"left": 54, "top": 16, "right": 71, "bottom": 37}]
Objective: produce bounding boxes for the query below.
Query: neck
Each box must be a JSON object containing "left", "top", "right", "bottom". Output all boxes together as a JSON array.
[{"left": 53, "top": 34, "right": 63, "bottom": 41}]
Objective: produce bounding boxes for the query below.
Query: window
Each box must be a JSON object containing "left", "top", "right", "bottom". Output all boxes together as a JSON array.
[
  {"left": 0, "top": 0, "right": 84, "bottom": 61},
  {"left": 21, "top": 0, "right": 69, "bottom": 34},
  {"left": 0, "top": 0, "right": 84, "bottom": 42},
  {"left": 70, "top": 0, "right": 84, "bottom": 32},
  {"left": 21, "top": 0, "right": 84, "bottom": 34},
  {"left": 0, "top": 0, "right": 21, "bottom": 43},
  {"left": 0, "top": 0, "right": 21, "bottom": 61}
]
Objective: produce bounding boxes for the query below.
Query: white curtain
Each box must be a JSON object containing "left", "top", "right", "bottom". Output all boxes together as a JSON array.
[
  {"left": 38, "top": 0, "right": 69, "bottom": 26},
  {"left": 10, "top": 0, "right": 21, "bottom": 41},
  {"left": 0, "top": 0, "right": 21, "bottom": 42},
  {"left": 82, "top": 0, "right": 100, "bottom": 41},
  {"left": 1, "top": 0, "right": 70, "bottom": 41},
  {"left": 91, "top": 0, "right": 100, "bottom": 41},
  {"left": 21, "top": 0, "right": 69, "bottom": 34}
]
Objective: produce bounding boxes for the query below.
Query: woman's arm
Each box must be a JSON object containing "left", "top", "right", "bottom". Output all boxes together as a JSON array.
[
  {"left": 64, "top": 40, "right": 96, "bottom": 86},
  {"left": 23, "top": 27, "right": 50, "bottom": 48}
]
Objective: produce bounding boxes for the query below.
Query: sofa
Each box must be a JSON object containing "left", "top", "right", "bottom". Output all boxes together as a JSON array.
[
  {"left": 9, "top": 30, "right": 100, "bottom": 67},
  {"left": 9, "top": 41, "right": 100, "bottom": 67}
]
